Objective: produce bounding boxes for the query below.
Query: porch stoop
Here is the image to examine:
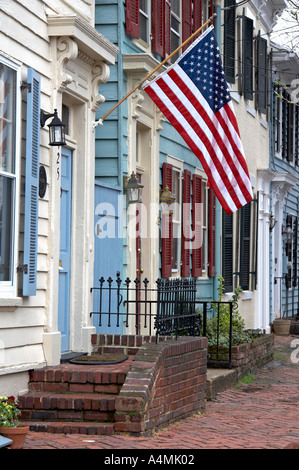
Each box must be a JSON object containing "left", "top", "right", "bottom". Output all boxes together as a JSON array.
[
  {"left": 19, "top": 335, "right": 208, "bottom": 436},
  {"left": 18, "top": 357, "right": 133, "bottom": 435}
]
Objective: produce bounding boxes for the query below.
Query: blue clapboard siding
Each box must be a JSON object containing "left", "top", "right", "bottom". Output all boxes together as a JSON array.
[
  {"left": 270, "top": 151, "right": 299, "bottom": 321},
  {"left": 94, "top": 0, "right": 219, "bottom": 300}
]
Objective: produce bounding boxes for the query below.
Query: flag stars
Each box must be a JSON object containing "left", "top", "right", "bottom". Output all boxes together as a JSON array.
[{"left": 178, "top": 30, "right": 231, "bottom": 112}]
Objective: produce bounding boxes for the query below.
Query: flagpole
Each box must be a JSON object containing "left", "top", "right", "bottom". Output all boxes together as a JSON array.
[{"left": 93, "top": 13, "right": 217, "bottom": 127}]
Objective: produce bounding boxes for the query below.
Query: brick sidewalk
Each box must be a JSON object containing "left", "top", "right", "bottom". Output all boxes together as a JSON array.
[{"left": 22, "top": 335, "right": 299, "bottom": 450}]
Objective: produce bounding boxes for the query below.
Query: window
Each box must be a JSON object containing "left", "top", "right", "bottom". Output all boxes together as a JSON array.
[
  {"left": 0, "top": 60, "right": 17, "bottom": 289},
  {"left": 222, "top": 200, "right": 257, "bottom": 292},
  {"left": 139, "top": 0, "right": 149, "bottom": 43},
  {"left": 201, "top": 181, "right": 208, "bottom": 272},
  {"left": 171, "top": 0, "right": 181, "bottom": 61},
  {"left": 171, "top": 167, "right": 181, "bottom": 271},
  {"left": 273, "top": 84, "right": 297, "bottom": 163},
  {"left": 161, "top": 162, "right": 215, "bottom": 279},
  {"left": 285, "top": 214, "right": 298, "bottom": 289},
  {"left": 62, "top": 104, "right": 70, "bottom": 136},
  {"left": 126, "top": 0, "right": 210, "bottom": 60}
]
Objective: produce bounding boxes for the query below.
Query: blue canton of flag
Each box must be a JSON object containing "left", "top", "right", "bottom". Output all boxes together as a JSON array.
[{"left": 179, "top": 30, "right": 231, "bottom": 113}]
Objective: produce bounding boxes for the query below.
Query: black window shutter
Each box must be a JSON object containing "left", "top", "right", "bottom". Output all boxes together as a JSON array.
[
  {"left": 257, "top": 36, "right": 267, "bottom": 114},
  {"left": 288, "top": 102, "right": 294, "bottom": 162},
  {"left": 293, "top": 216, "right": 298, "bottom": 287},
  {"left": 242, "top": 16, "right": 253, "bottom": 100},
  {"left": 282, "top": 88, "right": 288, "bottom": 158},
  {"left": 223, "top": 0, "right": 236, "bottom": 84},
  {"left": 295, "top": 106, "right": 299, "bottom": 166},
  {"left": 222, "top": 211, "right": 234, "bottom": 292},
  {"left": 239, "top": 202, "right": 251, "bottom": 290},
  {"left": 286, "top": 214, "right": 293, "bottom": 288}
]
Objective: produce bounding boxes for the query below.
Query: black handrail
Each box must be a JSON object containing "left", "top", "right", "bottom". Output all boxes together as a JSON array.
[{"left": 90, "top": 274, "right": 235, "bottom": 367}]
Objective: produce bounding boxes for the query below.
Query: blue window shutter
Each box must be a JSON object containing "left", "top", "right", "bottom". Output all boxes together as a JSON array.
[{"left": 23, "top": 68, "right": 40, "bottom": 296}]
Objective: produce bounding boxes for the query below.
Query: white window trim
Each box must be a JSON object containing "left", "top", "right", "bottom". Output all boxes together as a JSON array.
[
  {"left": 166, "top": 155, "right": 183, "bottom": 275},
  {"left": 194, "top": 167, "right": 208, "bottom": 279},
  {"left": 0, "top": 55, "right": 21, "bottom": 297}
]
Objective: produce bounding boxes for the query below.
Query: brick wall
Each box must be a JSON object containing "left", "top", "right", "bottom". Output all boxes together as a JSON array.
[
  {"left": 94, "top": 336, "right": 208, "bottom": 436},
  {"left": 231, "top": 334, "right": 274, "bottom": 377}
]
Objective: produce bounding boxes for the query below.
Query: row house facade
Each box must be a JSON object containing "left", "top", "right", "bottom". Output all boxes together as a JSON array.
[
  {"left": 0, "top": 0, "right": 291, "bottom": 398},
  {"left": 270, "top": 41, "right": 299, "bottom": 323},
  {"left": 0, "top": 0, "right": 118, "bottom": 395},
  {"left": 94, "top": 0, "right": 287, "bottom": 336}
]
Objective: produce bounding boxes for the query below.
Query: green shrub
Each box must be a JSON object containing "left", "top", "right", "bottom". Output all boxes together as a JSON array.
[{"left": 205, "top": 276, "right": 253, "bottom": 347}]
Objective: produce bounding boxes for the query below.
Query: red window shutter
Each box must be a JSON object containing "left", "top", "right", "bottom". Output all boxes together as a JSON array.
[
  {"left": 182, "top": 0, "right": 192, "bottom": 52},
  {"left": 193, "top": 0, "right": 203, "bottom": 35},
  {"left": 152, "top": 0, "right": 164, "bottom": 56},
  {"left": 192, "top": 174, "right": 202, "bottom": 277},
  {"left": 126, "top": 0, "right": 140, "bottom": 38},
  {"left": 162, "top": 162, "right": 173, "bottom": 278},
  {"left": 208, "top": 188, "right": 216, "bottom": 277},
  {"left": 182, "top": 170, "right": 191, "bottom": 277},
  {"left": 164, "top": 0, "right": 171, "bottom": 58}
]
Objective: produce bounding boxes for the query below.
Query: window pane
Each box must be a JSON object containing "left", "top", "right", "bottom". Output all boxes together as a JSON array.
[
  {"left": 140, "top": 0, "right": 148, "bottom": 13},
  {"left": 0, "top": 64, "right": 16, "bottom": 174},
  {"left": 139, "top": 0, "right": 149, "bottom": 43},
  {"left": 139, "top": 14, "right": 148, "bottom": 42},
  {"left": 172, "top": 222, "right": 180, "bottom": 270},
  {"left": 172, "top": 0, "right": 180, "bottom": 17},
  {"left": 0, "top": 176, "right": 14, "bottom": 281}
]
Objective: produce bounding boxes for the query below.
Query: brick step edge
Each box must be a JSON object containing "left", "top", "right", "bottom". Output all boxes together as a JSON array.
[
  {"left": 27, "top": 421, "right": 115, "bottom": 436},
  {"left": 29, "top": 369, "right": 127, "bottom": 387},
  {"left": 19, "top": 392, "right": 117, "bottom": 411}
]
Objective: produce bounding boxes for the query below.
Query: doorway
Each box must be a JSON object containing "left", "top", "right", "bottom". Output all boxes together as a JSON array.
[{"left": 58, "top": 147, "right": 72, "bottom": 352}]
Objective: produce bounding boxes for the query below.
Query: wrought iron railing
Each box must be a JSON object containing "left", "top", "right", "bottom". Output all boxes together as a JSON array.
[
  {"left": 274, "top": 275, "right": 299, "bottom": 320},
  {"left": 90, "top": 273, "right": 235, "bottom": 367}
]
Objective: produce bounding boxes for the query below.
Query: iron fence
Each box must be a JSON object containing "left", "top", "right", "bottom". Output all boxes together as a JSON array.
[
  {"left": 90, "top": 273, "right": 235, "bottom": 367},
  {"left": 274, "top": 275, "right": 299, "bottom": 320}
]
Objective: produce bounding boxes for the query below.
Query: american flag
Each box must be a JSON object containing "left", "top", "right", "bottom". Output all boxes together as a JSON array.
[{"left": 143, "top": 26, "right": 253, "bottom": 214}]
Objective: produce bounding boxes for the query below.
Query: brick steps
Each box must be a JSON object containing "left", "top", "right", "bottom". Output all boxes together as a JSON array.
[
  {"left": 26, "top": 421, "right": 115, "bottom": 435},
  {"left": 19, "top": 358, "right": 133, "bottom": 435}
]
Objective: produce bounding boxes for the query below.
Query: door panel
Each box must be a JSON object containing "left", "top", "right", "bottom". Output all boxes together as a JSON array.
[
  {"left": 93, "top": 182, "right": 122, "bottom": 334},
  {"left": 58, "top": 148, "right": 72, "bottom": 352}
]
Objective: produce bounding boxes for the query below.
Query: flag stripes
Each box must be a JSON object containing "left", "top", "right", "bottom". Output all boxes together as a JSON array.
[{"left": 144, "top": 26, "right": 253, "bottom": 214}]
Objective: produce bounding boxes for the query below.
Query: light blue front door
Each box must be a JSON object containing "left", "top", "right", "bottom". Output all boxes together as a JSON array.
[
  {"left": 93, "top": 182, "right": 122, "bottom": 334},
  {"left": 58, "top": 148, "right": 72, "bottom": 352}
]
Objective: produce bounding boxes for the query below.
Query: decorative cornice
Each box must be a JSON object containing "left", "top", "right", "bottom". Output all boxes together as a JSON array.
[
  {"left": 47, "top": 14, "right": 119, "bottom": 65},
  {"left": 91, "top": 61, "right": 110, "bottom": 112},
  {"left": 123, "top": 53, "right": 165, "bottom": 76},
  {"left": 56, "top": 36, "right": 78, "bottom": 91},
  {"left": 271, "top": 172, "right": 298, "bottom": 206}
]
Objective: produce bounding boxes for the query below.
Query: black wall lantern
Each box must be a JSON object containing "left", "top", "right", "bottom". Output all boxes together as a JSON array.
[
  {"left": 124, "top": 172, "right": 144, "bottom": 204},
  {"left": 40, "top": 109, "right": 66, "bottom": 146}
]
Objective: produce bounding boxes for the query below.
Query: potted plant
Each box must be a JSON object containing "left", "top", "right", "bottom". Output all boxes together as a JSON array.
[
  {"left": 272, "top": 317, "right": 291, "bottom": 336},
  {"left": 0, "top": 396, "right": 29, "bottom": 449}
]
